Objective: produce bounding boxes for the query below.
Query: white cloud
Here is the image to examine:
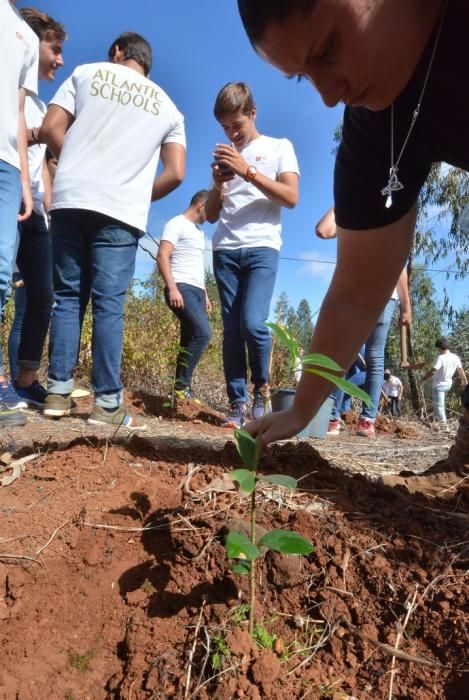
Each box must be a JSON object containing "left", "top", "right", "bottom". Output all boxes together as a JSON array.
[{"left": 297, "top": 250, "right": 336, "bottom": 283}]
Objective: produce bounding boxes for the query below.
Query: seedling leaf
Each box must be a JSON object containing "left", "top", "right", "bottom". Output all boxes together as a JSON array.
[
  {"left": 231, "top": 561, "right": 251, "bottom": 575},
  {"left": 258, "top": 474, "right": 297, "bottom": 491},
  {"left": 258, "top": 530, "right": 314, "bottom": 555},
  {"left": 302, "top": 353, "right": 344, "bottom": 372},
  {"left": 230, "top": 468, "right": 257, "bottom": 493},
  {"left": 226, "top": 530, "right": 261, "bottom": 561},
  {"left": 234, "top": 429, "right": 259, "bottom": 470},
  {"left": 305, "top": 368, "right": 372, "bottom": 407}
]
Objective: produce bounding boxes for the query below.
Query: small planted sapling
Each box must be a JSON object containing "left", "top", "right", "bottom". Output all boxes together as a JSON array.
[{"left": 226, "top": 325, "right": 371, "bottom": 634}]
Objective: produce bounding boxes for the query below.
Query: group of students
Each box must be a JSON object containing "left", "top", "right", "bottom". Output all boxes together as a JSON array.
[
  {"left": 1, "top": 1, "right": 301, "bottom": 431},
  {"left": 3, "top": 0, "right": 469, "bottom": 489}
]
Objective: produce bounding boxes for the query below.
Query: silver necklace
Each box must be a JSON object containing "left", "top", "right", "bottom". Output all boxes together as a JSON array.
[{"left": 381, "top": 0, "right": 448, "bottom": 209}]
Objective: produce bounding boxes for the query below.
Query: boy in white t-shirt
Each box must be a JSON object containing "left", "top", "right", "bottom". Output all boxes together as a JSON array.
[
  {"left": 423, "top": 337, "right": 467, "bottom": 424},
  {"left": 382, "top": 369, "right": 403, "bottom": 417},
  {"left": 39, "top": 32, "right": 186, "bottom": 429},
  {"left": 157, "top": 190, "right": 211, "bottom": 399},
  {"left": 0, "top": 0, "right": 39, "bottom": 427},
  {"left": 7, "top": 8, "right": 66, "bottom": 409},
  {"left": 205, "top": 82, "right": 299, "bottom": 427}
]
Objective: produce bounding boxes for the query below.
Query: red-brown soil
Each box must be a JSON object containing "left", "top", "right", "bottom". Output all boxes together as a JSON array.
[{"left": 1, "top": 436, "right": 467, "bottom": 700}]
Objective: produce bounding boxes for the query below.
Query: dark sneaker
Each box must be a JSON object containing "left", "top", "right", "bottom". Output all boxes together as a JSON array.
[
  {"left": 174, "top": 387, "right": 201, "bottom": 404},
  {"left": 251, "top": 390, "right": 271, "bottom": 421},
  {"left": 43, "top": 393, "right": 77, "bottom": 417},
  {"left": 14, "top": 381, "right": 48, "bottom": 407},
  {"left": 223, "top": 402, "right": 247, "bottom": 428},
  {"left": 327, "top": 419, "right": 341, "bottom": 436},
  {"left": 88, "top": 404, "right": 147, "bottom": 430},
  {"left": 0, "top": 406, "right": 27, "bottom": 427},
  {"left": 356, "top": 418, "right": 375, "bottom": 437},
  {"left": 0, "top": 382, "right": 27, "bottom": 410}
]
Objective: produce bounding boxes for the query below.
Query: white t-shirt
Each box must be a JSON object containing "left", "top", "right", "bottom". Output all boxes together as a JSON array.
[
  {"left": 25, "top": 95, "right": 47, "bottom": 216},
  {"left": 212, "top": 134, "right": 299, "bottom": 251},
  {"left": 383, "top": 376, "right": 402, "bottom": 397},
  {"left": 0, "top": 0, "right": 39, "bottom": 170},
  {"left": 432, "top": 352, "right": 462, "bottom": 387},
  {"left": 161, "top": 214, "right": 206, "bottom": 290},
  {"left": 50, "top": 62, "right": 186, "bottom": 233}
]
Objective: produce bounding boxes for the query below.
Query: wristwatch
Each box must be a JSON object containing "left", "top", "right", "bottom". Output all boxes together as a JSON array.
[{"left": 245, "top": 165, "right": 258, "bottom": 183}]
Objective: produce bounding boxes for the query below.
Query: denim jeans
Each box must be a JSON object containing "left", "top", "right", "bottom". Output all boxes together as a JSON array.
[
  {"left": 214, "top": 247, "right": 278, "bottom": 403},
  {"left": 330, "top": 369, "right": 366, "bottom": 420},
  {"left": 7, "top": 212, "right": 54, "bottom": 380},
  {"left": 48, "top": 209, "right": 139, "bottom": 408},
  {"left": 389, "top": 396, "right": 401, "bottom": 417},
  {"left": 432, "top": 383, "right": 452, "bottom": 422},
  {"left": 360, "top": 299, "right": 396, "bottom": 421},
  {"left": 0, "top": 159, "right": 22, "bottom": 375},
  {"left": 164, "top": 283, "right": 211, "bottom": 390}
]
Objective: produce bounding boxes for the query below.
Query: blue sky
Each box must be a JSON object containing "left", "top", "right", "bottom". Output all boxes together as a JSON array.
[{"left": 24, "top": 0, "right": 468, "bottom": 318}]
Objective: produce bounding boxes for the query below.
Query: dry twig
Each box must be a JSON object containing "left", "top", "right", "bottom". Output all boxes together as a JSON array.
[{"left": 184, "top": 599, "right": 206, "bottom": 699}]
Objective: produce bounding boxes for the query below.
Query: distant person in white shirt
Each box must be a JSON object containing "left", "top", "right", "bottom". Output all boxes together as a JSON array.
[
  {"left": 157, "top": 190, "right": 211, "bottom": 400},
  {"left": 205, "top": 82, "right": 299, "bottom": 428},
  {"left": 423, "top": 338, "right": 468, "bottom": 424},
  {"left": 8, "top": 7, "right": 66, "bottom": 410},
  {"left": 382, "top": 369, "right": 403, "bottom": 417},
  {"left": 40, "top": 31, "right": 186, "bottom": 429}
]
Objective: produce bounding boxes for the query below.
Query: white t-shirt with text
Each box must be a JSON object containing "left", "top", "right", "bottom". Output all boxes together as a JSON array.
[
  {"left": 432, "top": 352, "right": 462, "bottom": 387},
  {"left": 0, "top": 0, "right": 39, "bottom": 170},
  {"left": 50, "top": 62, "right": 186, "bottom": 232},
  {"left": 212, "top": 134, "right": 299, "bottom": 251},
  {"left": 161, "top": 214, "right": 206, "bottom": 290},
  {"left": 25, "top": 95, "right": 47, "bottom": 216}
]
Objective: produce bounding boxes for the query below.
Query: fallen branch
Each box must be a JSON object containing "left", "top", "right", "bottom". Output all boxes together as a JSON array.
[
  {"left": 184, "top": 599, "right": 206, "bottom": 699},
  {"left": 35, "top": 519, "right": 69, "bottom": 556}
]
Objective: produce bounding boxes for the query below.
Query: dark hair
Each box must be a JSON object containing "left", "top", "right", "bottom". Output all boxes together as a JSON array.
[
  {"left": 214, "top": 82, "right": 255, "bottom": 120},
  {"left": 108, "top": 32, "right": 152, "bottom": 77},
  {"left": 435, "top": 337, "right": 450, "bottom": 351},
  {"left": 190, "top": 190, "right": 209, "bottom": 207},
  {"left": 237, "top": 0, "right": 316, "bottom": 47},
  {"left": 20, "top": 7, "right": 67, "bottom": 42}
]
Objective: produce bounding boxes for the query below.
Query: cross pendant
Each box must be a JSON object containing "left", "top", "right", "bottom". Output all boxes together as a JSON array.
[{"left": 381, "top": 166, "right": 404, "bottom": 209}]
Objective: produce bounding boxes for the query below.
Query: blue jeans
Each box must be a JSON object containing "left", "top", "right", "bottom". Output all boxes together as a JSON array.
[
  {"left": 164, "top": 283, "right": 211, "bottom": 390},
  {"left": 330, "top": 369, "right": 367, "bottom": 420},
  {"left": 329, "top": 301, "right": 395, "bottom": 422},
  {"left": 214, "top": 247, "right": 278, "bottom": 403},
  {"left": 8, "top": 212, "right": 54, "bottom": 380},
  {"left": 432, "top": 383, "right": 452, "bottom": 422},
  {"left": 0, "top": 160, "right": 22, "bottom": 376},
  {"left": 48, "top": 209, "right": 139, "bottom": 409}
]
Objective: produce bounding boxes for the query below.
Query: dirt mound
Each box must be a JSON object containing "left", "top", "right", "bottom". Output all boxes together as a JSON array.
[
  {"left": 1, "top": 438, "right": 467, "bottom": 699},
  {"left": 341, "top": 411, "right": 420, "bottom": 438}
]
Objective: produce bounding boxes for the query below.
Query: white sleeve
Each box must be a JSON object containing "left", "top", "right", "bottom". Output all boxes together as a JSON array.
[
  {"left": 277, "top": 138, "right": 300, "bottom": 176},
  {"left": 433, "top": 355, "right": 442, "bottom": 371},
  {"left": 160, "top": 218, "right": 181, "bottom": 245},
  {"left": 163, "top": 109, "right": 186, "bottom": 148},
  {"left": 49, "top": 72, "right": 78, "bottom": 117},
  {"left": 19, "top": 37, "right": 39, "bottom": 96}
]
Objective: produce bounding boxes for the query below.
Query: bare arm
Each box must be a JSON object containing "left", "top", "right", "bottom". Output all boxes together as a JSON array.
[
  {"left": 151, "top": 143, "right": 185, "bottom": 201},
  {"left": 18, "top": 88, "right": 32, "bottom": 222},
  {"left": 213, "top": 143, "right": 299, "bottom": 208},
  {"left": 245, "top": 206, "right": 417, "bottom": 444},
  {"left": 315, "top": 207, "right": 336, "bottom": 239},
  {"left": 457, "top": 367, "right": 468, "bottom": 386},
  {"left": 205, "top": 180, "right": 224, "bottom": 224},
  {"left": 39, "top": 104, "right": 74, "bottom": 159},
  {"left": 42, "top": 157, "right": 52, "bottom": 213},
  {"left": 156, "top": 240, "right": 184, "bottom": 308},
  {"left": 396, "top": 266, "right": 412, "bottom": 326}
]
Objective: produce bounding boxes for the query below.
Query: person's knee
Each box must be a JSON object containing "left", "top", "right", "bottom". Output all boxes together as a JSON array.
[{"left": 242, "top": 317, "right": 268, "bottom": 343}]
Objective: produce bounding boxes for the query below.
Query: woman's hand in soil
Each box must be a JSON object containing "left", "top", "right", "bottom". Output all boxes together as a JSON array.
[{"left": 243, "top": 409, "right": 306, "bottom": 446}]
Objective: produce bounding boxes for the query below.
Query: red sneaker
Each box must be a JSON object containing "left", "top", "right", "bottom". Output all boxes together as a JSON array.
[
  {"left": 327, "top": 419, "right": 341, "bottom": 436},
  {"left": 356, "top": 418, "right": 375, "bottom": 437}
]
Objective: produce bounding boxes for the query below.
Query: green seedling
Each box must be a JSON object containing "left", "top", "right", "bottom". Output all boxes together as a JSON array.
[
  {"left": 68, "top": 649, "right": 94, "bottom": 673},
  {"left": 266, "top": 321, "right": 371, "bottom": 407},
  {"left": 210, "top": 634, "right": 232, "bottom": 671},
  {"left": 226, "top": 325, "right": 371, "bottom": 635},
  {"left": 252, "top": 623, "right": 277, "bottom": 650},
  {"left": 163, "top": 346, "right": 192, "bottom": 409}
]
